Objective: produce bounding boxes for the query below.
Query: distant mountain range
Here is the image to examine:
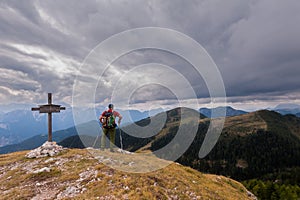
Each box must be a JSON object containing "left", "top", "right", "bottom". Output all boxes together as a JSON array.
[
  {"left": 198, "top": 104, "right": 300, "bottom": 118},
  {"left": 0, "top": 108, "right": 75, "bottom": 147},
  {"left": 0, "top": 120, "right": 101, "bottom": 154},
  {"left": 1, "top": 103, "right": 300, "bottom": 151},
  {"left": 272, "top": 103, "right": 300, "bottom": 115},
  {"left": 0, "top": 104, "right": 161, "bottom": 147},
  {"left": 199, "top": 106, "right": 248, "bottom": 118}
]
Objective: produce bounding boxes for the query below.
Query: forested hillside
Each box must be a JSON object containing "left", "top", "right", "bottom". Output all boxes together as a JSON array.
[{"left": 121, "top": 108, "right": 300, "bottom": 199}]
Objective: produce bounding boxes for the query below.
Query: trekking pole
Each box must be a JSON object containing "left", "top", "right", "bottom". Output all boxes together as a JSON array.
[
  {"left": 93, "top": 121, "right": 102, "bottom": 148},
  {"left": 93, "top": 129, "right": 100, "bottom": 148},
  {"left": 92, "top": 132, "right": 99, "bottom": 148},
  {"left": 119, "top": 127, "right": 123, "bottom": 150}
]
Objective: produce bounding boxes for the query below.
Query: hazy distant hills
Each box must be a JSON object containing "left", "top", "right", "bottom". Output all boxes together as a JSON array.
[
  {"left": 198, "top": 104, "right": 300, "bottom": 118},
  {"left": 0, "top": 110, "right": 47, "bottom": 146},
  {"left": 0, "top": 105, "right": 158, "bottom": 147},
  {"left": 0, "top": 109, "right": 76, "bottom": 147},
  {"left": 199, "top": 106, "right": 248, "bottom": 118},
  {"left": 274, "top": 103, "right": 300, "bottom": 110},
  {"left": 0, "top": 124, "right": 77, "bottom": 154},
  {"left": 0, "top": 120, "right": 102, "bottom": 154},
  {"left": 272, "top": 103, "right": 300, "bottom": 115}
]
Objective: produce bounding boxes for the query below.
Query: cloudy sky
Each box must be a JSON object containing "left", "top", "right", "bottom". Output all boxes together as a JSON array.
[{"left": 0, "top": 0, "right": 300, "bottom": 111}]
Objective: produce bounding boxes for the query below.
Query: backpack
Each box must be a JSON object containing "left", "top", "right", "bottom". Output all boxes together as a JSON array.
[{"left": 102, "top": 111, "right": 116, "bottom": 129}]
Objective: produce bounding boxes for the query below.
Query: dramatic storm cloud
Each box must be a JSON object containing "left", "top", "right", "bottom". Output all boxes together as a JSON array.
[{"left": 0, "top": 0, "right": 299, "bottom": 110}]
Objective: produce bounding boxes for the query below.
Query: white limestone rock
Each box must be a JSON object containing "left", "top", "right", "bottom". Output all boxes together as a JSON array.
[
  {"left": 33, "top": 167, "right": 51, "bottom": 173},
  {"left": 26, "top": 141, "right": 65, "bottom": 158}
]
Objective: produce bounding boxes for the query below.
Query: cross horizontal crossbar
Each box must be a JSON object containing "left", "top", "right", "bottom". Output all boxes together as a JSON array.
[{"left": 31, "top": 105, "right": 66, "bottom": 113}]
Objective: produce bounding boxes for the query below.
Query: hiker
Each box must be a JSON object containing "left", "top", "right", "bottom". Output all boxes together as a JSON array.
[{"left": 99, "top": 104, "right": 122, "bottom": 152}]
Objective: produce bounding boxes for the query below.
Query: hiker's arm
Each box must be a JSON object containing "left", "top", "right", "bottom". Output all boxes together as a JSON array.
[
  {"left": 99, "top": 111, "right": 105, "bottom": 123},
  {"left": 118, "top": 114, "right": 122, "bottom": 125},
  {"left": 115, "top": 111, "right": 122, "bottom": 125}
]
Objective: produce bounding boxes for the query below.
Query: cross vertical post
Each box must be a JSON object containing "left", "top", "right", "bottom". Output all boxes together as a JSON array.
[
  {"left": 48, "top": 93, "right": 52, "bottom": 142},
  {"left": 31, "top": 93, "right": 66, "bottom": 142},
  {"left": 48, "top": 112, "right": 52, "bottom": 141}
]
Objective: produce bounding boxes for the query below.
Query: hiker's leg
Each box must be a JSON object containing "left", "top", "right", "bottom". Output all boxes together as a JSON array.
[
  {"left": 101, "top": 128, "right": 108, "bottom": 149},
  {"left": 109, "top": 128, "right": 116, "bottom": 150}
]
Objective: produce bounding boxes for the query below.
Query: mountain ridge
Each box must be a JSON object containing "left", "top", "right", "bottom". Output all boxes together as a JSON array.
[{"left": 199, "top": 106, "right": 248, "bottom": 118}]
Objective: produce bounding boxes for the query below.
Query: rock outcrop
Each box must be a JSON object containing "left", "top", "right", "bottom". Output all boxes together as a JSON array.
[{"left": 26, "top": 141, "right": 65, "bottom": 158}]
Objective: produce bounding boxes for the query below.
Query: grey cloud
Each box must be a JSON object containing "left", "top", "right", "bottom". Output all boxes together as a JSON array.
[
  {"left": 129, "top": 84, "right": 177, "bottom": 104},
  {"left": 219, "top": 0, "right": 300, "bottom": 97},
  {"left": 0, "top": 0, "right": 299, "bottom": 109},
  {"left": 0, "top": 1, "right": 87, "bottom": 61},
  {"left": 0, "top": 68, "right": 40, "bottom": 91}
]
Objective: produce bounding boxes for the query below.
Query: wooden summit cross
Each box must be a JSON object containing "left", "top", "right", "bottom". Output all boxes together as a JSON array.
[{"left": 31, "top": 93, "right": 66, "bottom": 142}]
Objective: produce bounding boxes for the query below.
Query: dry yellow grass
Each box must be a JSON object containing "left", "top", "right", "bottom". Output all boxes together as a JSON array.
[{"left": 0, "top": 148, "right": 255, "bottom": 199}]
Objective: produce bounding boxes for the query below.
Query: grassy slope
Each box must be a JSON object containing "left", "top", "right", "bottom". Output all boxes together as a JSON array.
[
  {"left": 0, "top": 149, "right": 254, "bottom": 200},
  {"left": 137, "top": 110, "right": 268, "bottom": 152},
  {"left": 223, "top": 111, "right": 267, "bottom": 136},
  {"left": 257, "top": 110, "right": 300, "bottom": 139}
]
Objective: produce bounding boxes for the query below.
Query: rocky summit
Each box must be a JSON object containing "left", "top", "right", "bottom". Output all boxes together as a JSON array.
[
  {"left": 26, "top": 141, "right": 65, "bottom": 158},
  {"left": 0, "top": 147, "right": 256, "bottom": 200}
]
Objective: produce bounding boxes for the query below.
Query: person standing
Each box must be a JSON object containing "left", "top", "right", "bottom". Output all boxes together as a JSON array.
[{"left": 99, "top": 104, "right": 122, "bottom": 152}]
